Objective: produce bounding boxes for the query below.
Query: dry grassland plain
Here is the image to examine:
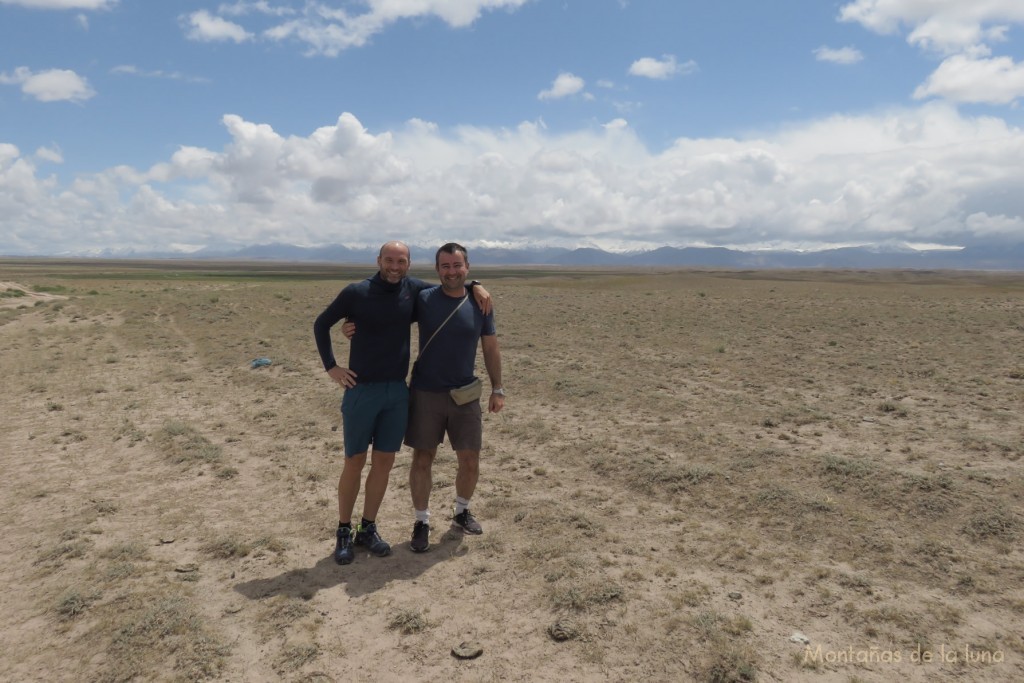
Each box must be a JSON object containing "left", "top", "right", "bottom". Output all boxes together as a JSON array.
[{"left": 1, "top": 260, "right": 1023, "bottom": 683}]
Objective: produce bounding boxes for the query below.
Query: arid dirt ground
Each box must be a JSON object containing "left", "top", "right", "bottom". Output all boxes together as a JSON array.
[{"left": 1, "top": 260, "right": 1022, "bottom": 682}]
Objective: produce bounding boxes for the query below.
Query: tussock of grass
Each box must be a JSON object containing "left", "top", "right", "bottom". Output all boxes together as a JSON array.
[
  {"left": 388, "top": 608, "right": 430, "bottom": 634},
  {"left": 104, "top": 591, "right": 229, "bottom": 682},
  {"left": 694, "top": 641, "right": 758, "bottom": 683},
  {"left": 35, "top": 538, "right": 92, "bottom": 568},
  {"left": 691, "top": 610, "right": 758, "bottom": 682},
  {"left": 277, "top": 642, "right": 320, "bottom": 670},
  {"left": 201, "top": 535, "right": 251, "bottom": 559},
  {"left": 55, "top": 588, "right": 101, "bottom": 620},
  {"left": 592, "top": 453, "right": 717, "bottom": 495},
  {"left": 962, "top": 506, "right": 1019, "bottom": 541},
  {"left": 551, "top": 580, "right": 624, "bottom": 612},
  {"left": 253, "top": 596, "right": 314, "bottom": 641},
  {"left": 821, "top": 454, "right": 875, "bottom": 483},
  {"left": 154, "top": 421, "right": 222, "bottom": 464},
  {"left": 99, "top": 541, "right": 149, "bottom": 561},
  {"left": 115, "top": 419, "right": 146, "bottom": 446}
]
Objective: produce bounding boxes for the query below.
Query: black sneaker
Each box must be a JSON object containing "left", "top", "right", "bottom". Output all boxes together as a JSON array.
[
  {"left": 354, "top": 521, "right": 391, "bottom": 557},
  {"left": 334, "top": 526, "right": 354, "bottom": 565},
  {"left": 451, "top": 509, "right": 483, "bottom": 535},
  {"left": 410, "top": 521, "right": 430, "bottom": 553}
]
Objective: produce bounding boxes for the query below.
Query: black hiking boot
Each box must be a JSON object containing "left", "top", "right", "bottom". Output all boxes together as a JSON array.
[
  {"left": 354, "top": 521, "right": 392, "bottom": 557},
  {"left": 334, "top": 526, "right": 354, "bottom": 565}
]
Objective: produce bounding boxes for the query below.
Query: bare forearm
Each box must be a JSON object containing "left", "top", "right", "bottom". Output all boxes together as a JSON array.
[{"left": 482, "top": 336, "right": 502, "bottom": 388}]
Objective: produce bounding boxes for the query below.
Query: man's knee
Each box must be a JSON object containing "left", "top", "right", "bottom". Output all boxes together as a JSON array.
[
  {"left": 456, "top": 450, "right": 480, "bottom": 473},
  {"left": 369, "top": 449, "right": 396, "bottom": 469},
  {"left": 343, "top": 452, "right": 368, "bottom": 471},
  {"left": 411, "top": 448, "right": 436, "bottom": 470}
]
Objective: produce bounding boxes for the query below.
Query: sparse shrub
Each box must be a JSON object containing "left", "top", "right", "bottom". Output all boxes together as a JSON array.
[
  {"left": 722, "top": 615, "right": 754, "bottom": 636},
  {"left": 35, "top": 538, "right": 92, "bottom": 568},
  {"left": 277, "top": 642, "right": 319, "bottom": 670},
  {"left": 552, "top": 581, "right": 623, "bottom": 611},
  {"left": 115, "top": 419, "right": 146, "bottom": 446},
  {"left": 252, "top": 536, "right": 288, "bottom": 554},
  {"left": 821, "top": 454, "right": 874, "bottom": 490},
  {"left": 215, "top": 466, "right": 239, "bottom": 479},
  {"left": 695, "top": 641, "right": 758, "bottom": 682},
  {"left": 878, "top": 401, "right": 908, "bottom": 417},
  {"left": 106, "top": 592, "right": 229, "bottom": 681},
  {"left": 201, "top": 536, "right": 251, "bottom": 559},
  {"left": 962, "top": 507, "right": 1018, "bottom": 541},
  {"left": 100, "top": 541, "right": 148, "bottom": 561},
  {"left": 389, "top": 608, "right": 429, "bottom": 634},
  {"left": 154, "top": 421, "right": 222, "bottom": 464},
  {"left": 55, "top": 588, "right": 101, "bottom": 619}
]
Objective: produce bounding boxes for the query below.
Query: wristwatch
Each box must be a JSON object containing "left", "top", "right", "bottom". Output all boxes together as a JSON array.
[{"left": 491, "top": 388, "right": 506, "bottom": 397}]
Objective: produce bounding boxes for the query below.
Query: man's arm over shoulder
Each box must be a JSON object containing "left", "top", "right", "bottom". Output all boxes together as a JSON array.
[
  {"left": 408, "top": 277, "right": 432, "bottom": 294},
  {"left": 468, "top": 280, "right": 492, "bottom": 315}
]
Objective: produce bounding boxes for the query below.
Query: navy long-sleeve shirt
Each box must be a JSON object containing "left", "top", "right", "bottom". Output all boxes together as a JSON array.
[{"left": 313, "top": 273, "right": 430, "bottom": 384}]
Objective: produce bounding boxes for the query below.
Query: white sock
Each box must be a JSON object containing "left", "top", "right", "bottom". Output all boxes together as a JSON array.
[
  {"left": 454, "top": 496, "right": 470, "bottom": 515},
  {"left": 416, "top": 509, "right": 430, "bottom": 524}
]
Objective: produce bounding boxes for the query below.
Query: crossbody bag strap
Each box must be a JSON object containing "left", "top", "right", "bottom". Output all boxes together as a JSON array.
[{"left": 418, "top": 293, "right": 469, "bottom": 358}]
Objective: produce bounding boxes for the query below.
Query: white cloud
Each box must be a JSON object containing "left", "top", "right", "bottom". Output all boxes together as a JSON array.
[
  {"left": 184, "top": 10, "right": 253, "bottom": 43},
  {"left": 76, "top": 13, "right": 88, "bottom": 28},
  {"left": 538, "top": 73, "right": 586, "bottom": 100},
  {"left": 813, "top": 45, "right": 864, "bottom": 65},
  {"left": 3, "top": 103, "right": 1024, "bottom": 254},
  {"left": 0, "top": 0, "right": 115, "bottom": 8},
  {"left": 0, "top": 67, "right": 95, "bottom": 102},
  {"left": 111, "top": 65, "right": 210, "bottom": 84},
  {"left": 839, "top": 0, "right": 1024, "bottom": 52},
  {"left": 217, "top": 1, "right": 295, "bottom": 17},
  {"left": 233, "top": 0, "right": 532, "bottom": 56},
  {"left": 34, "top": 146, "right": 64, "bottom": 163},
  {"left": 914, "top": 53, "right": 1024, "bottom": 104},
  {"left": 965, "top": 211, "right": 1024, "bottom": 236},
  {"left": 628, "top": 54, "right": 697, "bottom": 79},
  {"left": 839, "top": 0, "right": 1024, "bottom": 107}
]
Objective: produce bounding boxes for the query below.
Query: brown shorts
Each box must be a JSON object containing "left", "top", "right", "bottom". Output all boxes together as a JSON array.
[{"left": 404, "top": 388, "right": 483, "bottom": 451}]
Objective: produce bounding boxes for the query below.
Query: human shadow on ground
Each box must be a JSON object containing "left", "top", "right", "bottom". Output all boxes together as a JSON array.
[{"left": 233, "top": 531, "right": 466, "bottom": 601}]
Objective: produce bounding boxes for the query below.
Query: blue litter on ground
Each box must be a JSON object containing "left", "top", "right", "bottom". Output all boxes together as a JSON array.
[{"left": 250, "top": 357, "right": 272, "bottom": 368}]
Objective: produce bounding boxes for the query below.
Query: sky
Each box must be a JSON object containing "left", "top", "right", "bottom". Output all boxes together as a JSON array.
[{"left": 2, "top": 0, "right": 1024, "bottom": 256}]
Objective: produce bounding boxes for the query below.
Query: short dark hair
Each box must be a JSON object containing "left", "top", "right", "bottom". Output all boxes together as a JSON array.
[{"left": 435, "top": 242, "right": 468, "bottom": 268}]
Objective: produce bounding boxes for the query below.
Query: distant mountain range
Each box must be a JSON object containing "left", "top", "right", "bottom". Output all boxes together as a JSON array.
[{"left": 37, "top": 242, "right": 1024, "bottom": 270}]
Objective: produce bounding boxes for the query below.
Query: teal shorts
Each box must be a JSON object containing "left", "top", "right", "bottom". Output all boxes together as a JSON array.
[{"left": 340, "top": 380, "right": 409, "bottom": 457}]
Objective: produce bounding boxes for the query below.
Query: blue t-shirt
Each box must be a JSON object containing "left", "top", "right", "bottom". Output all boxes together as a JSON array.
[
  {"left": 313, "top": 273, "right": 430, "bottom": 383},
  {"left": 410, "top": 286, "right": 496, "bottom": 391}
]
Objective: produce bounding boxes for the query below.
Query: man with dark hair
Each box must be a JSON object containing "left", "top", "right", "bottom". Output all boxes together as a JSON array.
[
  {"left": 405, "top": 242, "right": 504, "bottom": 553},
  {"left": 313, "top": 241, "right": 490, "bottom": 565}
]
